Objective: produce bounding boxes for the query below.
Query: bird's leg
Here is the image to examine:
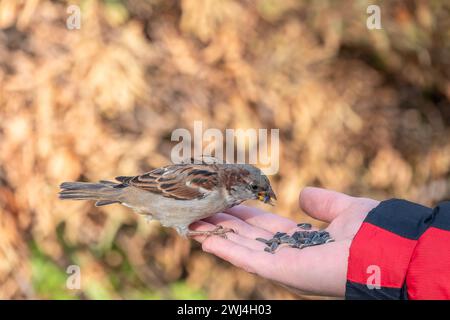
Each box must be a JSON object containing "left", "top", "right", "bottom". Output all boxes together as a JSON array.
[{"left": 186, "top": 225, "right": 235, "bottom": 239}]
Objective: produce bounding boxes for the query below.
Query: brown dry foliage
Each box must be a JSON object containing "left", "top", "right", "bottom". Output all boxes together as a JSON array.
[{"left": 0, "top": 0, "right": 449, "bottom": 299}]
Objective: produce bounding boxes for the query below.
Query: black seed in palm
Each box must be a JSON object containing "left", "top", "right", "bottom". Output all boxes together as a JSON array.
[{"left": 297, "top": 223, "right": 312, "bottom": 230}]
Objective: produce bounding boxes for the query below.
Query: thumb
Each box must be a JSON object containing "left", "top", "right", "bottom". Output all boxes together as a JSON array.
[{"left": 299, "top": 187, "right": 375, "bottom": 223}]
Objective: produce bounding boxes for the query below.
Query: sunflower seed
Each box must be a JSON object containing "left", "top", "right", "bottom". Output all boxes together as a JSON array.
[
  {"left": 274, "top": 232, "right": 287, "bottom": 239},
  {"left": 311, "top": 233, "right": 321, "bottom": 242},
  {"left": 266, "top": 241, "right": 279, "bottom": 253},
  {"left": 292, "top": 231, "right": 310, "bottom": 240},
  {"left": 297, "top": 223, "right": 312, "bottom": 230},
  {"left": 319, "top": 231, "right": 330, "bottom": 238},
  {"left": 256, "top": 237, "right": 269, "bottom": 244},
  {"left": 291, "top": 232, "right": 300, "bottom": 240},
  {"left": 258, "top": 228, "right": 335, "bottom": 253}
]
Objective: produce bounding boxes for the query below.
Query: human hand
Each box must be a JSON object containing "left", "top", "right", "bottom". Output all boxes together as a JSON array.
[{"left": 190, "top": 187, "right": 379, "bottom": 297}]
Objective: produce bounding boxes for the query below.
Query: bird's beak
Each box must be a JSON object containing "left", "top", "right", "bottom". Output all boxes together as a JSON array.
[{"left": 258, "top": 189, "right": 277, "bottom": 205}]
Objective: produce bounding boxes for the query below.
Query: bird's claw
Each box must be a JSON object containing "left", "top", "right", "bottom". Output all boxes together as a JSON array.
[{"left": 187, "top": 225, "right": 235, "bottom": 239}]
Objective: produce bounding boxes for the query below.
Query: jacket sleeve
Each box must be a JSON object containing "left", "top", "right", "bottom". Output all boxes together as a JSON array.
[{"left": 345, "top": 199, "right": 450, "bottom": 300}]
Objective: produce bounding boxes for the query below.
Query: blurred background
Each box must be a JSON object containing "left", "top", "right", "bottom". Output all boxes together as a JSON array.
[{"left": 0, "top": 0, "right": 449, "bottom": 299}]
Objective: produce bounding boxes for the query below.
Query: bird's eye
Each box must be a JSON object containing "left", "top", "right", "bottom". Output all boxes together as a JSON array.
[{"left": 250, "top": 184, "right": 258, "bottom": 191}]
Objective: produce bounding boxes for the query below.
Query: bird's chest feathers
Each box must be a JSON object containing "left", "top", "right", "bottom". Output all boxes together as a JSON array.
[{"left": 153, "top": 188, "right": 231, "bottom": 227}]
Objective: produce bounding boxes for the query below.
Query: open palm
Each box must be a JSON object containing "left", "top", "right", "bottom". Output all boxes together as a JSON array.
[{"left": 190, "top": 187, "right": 379, "bottom": 297}]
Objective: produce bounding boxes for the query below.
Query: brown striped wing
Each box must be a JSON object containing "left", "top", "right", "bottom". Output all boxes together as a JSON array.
[{"left": 115, "top": 164, "right": 219, "bottom": 200}]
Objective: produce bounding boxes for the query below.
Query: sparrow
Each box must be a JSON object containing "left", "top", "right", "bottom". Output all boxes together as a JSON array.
[{"left": 58, "top": 158, "right": 276, "bottom": 237}]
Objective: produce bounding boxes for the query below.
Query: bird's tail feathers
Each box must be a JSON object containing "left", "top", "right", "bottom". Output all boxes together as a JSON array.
[{"left": 59, "top": 181, "right": 123, "bottom": 206}]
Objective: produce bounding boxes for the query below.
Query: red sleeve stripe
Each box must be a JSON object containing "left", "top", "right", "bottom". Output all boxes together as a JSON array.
[
  {"left": 406, "top": 227, "right": 450, "bottom": 299},
  {"left": 347, "top": 222, "right": 417, "bottom": 288}
]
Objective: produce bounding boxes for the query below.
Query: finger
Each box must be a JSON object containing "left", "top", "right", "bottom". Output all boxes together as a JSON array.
[
  {"left": 189, "top": 220, "right": 267, "bottom": 251},
  {"left": 226, "top": 232, "right": 268, "bottom": 251},
  {"left": 299, "top": 187, "right": 378, "bottom": 223},
  {"left": 204, "top": 213, "right": 273, "bottom": 240},
  {"left": 224, "top": 205, "right": 297, "bottom": 233},
  {"left": 201, "top": 232, "right": 271, "bottom": 275},
  {"left": 190, "top": 221, "right": 270, "bottom": 273}
]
